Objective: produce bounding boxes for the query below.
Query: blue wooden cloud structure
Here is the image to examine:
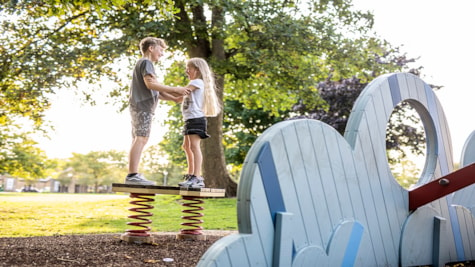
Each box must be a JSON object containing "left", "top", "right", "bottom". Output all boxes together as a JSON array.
[{"left": 198, "top": 73, "right": 475, "bottom": 267}]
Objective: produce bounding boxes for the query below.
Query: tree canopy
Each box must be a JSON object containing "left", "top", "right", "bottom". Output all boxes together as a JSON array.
[{"left": 0, "top": 0, "right": 424, "bottom": 195}]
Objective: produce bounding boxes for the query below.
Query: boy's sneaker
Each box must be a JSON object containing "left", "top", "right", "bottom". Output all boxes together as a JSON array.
[
  {"left": 181, "top": 175, "right": 205, "bottom": 188},
  {"left": 178, "top": 174, "right": 192, "bottom": 187},
  {"left": 125, "top": 173, "right": 156, "bottom": 185}
]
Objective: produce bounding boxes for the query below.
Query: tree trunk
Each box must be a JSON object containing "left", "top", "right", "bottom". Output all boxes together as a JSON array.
[{"left": 186, "top": 5, "right": 237, "bottom": 196}]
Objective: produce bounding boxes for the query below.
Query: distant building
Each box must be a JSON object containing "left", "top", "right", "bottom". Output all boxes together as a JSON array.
[
  {"left": 0, "top": 175, "right": 60, "bottom": 192},
  {"left": 0, "top": 175, "right": 112, "bottom": 193}
]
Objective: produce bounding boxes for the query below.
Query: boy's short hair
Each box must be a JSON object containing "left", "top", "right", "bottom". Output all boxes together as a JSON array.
[{"left": 139, "top": 37, "right": 167, "bottom": 55}]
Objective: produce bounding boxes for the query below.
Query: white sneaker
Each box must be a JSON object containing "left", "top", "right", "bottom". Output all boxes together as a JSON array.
[
  {"left": 178, "top": 174, "right": 192, "bottom": 187},
  {"left": 125, "top": 173, "right": 156, "bottom": 185},
  {"left": 180, "top": 175, "right": 205, "bottom": 188}
]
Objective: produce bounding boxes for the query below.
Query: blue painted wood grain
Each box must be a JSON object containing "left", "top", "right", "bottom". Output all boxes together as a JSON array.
[{"left": 197, "top": 73, "right": 475, "bottom": 267}]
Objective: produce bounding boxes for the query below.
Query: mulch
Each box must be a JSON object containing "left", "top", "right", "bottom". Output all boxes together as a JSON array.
[
  {"left": 0, "top": 231, "right": 236, "bottom": 267},
  {"left": 2, "top": 231, "right": 475, "bottom": 267}
]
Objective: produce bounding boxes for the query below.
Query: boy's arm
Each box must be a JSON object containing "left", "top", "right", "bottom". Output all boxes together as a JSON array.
[
  {"left": 144, "top": 75, "right": 190, "bottom": 95},
  {"left": 159, "top": 92, "right": 183, "bottom": 103},
  {"left": 163, "top": 84, "right": 197, "bottom": 103}
]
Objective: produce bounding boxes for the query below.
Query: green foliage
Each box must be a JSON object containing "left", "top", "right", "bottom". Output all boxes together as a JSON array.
[
  {"left": 386, "top": 101, "right": 426, "bottom": 189},
  {"left": 62, "top": 151, "right": 127, "bottom": 191},
  {"left": 158, "top": 60, "right": 188, "bottom": 168},
  {"left": 223, "top": 100, "right": 287, "bottom": 166},
  {"left": 386, "top": 102, "right": 426, "bottom": 160},
  {"left": 141, "top": 144, "right": 185, "bottom": 186},
  {"left": 390, "top": 157, "right": 423, "bottom": 189},
  {"left": 0, "top": 123, "right": 52, "bottom": 179},
  {"left": 0, "top": 1, "right": 138, "bottom": 126},
  {"left": 0, "top": 0, "right": 427, "bottom": 188},
  {"left": 0, "top": 0, "right": 392, "bottom": 122},
  {"left": 218, "top": 1, "right": 380, "bottom": 116}
]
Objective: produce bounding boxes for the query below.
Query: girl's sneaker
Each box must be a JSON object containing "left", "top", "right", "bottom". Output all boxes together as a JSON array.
[
  {"left": 179, "top": 175, "right": 205, "bottom": 188},
  {"left": 178, "top": 174, "right": 192, "bottom": 187},
  {"left": 189, "top": 176, "right": 205, "bottom": 188}
]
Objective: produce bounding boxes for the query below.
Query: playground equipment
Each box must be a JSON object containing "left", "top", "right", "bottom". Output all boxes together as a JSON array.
[
  {"left": 197, "top": 73, "right": 475, "bottom": 266},
  {"left": 111, "top": 184, "right": 225, "bottom": 244}
]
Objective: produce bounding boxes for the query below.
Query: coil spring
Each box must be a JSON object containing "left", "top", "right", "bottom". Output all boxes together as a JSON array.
[
  {"left": 126, "top": 193, "right": 155, "bottom": 237},
  {"left": 180, "top": 196, "right": 204, "bottom": 235}
]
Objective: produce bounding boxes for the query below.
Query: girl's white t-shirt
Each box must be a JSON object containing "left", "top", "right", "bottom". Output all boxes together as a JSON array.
[{"left": 181, "top": 79, "right": 205, "bottom": 120}]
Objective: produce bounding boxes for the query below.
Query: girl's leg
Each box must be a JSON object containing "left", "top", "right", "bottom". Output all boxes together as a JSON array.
[
  {"left": 188, "top": 134, "right": 202, "bottom": 176},
  {"left": 182, "top": 135, "right": 194, "bottom": 175}
]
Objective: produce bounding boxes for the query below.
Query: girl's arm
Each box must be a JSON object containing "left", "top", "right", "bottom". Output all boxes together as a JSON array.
[{"left": 186, "top": 84, "right": 199, "bottom": 91}]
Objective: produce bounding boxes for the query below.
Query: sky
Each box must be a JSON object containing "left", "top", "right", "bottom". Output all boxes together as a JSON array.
[
  {"left": 37, "top": 90, "right": 169, "bottom": 158},
  {"left": 352, "top": 0, "right": 475, "bottom": 163},
  {"left": 37, "top": 0, "right": 475, "bottom": 164}
]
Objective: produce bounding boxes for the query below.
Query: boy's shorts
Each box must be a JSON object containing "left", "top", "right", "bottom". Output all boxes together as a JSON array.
[
  {"left": 130, "top": 108, "right": 154, "bottom": 137},
  {"left": 182, "top": 117, "right": 210, "bottom": 139}
]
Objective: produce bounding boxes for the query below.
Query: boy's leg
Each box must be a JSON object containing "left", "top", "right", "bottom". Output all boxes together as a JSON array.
[
  {"left": 129, "top": 136, "right": 149, "bottom": 174},
  {"left": 125, "top": 109, "right": 156, "bottom": 185}
]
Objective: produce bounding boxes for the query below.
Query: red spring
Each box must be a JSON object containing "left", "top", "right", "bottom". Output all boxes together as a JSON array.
[
  {"left": 126, "top": 193, "right": 155, "bottom": 237},
  {"left": 180, "top": 196, "right": 204, "bottom": 235}
]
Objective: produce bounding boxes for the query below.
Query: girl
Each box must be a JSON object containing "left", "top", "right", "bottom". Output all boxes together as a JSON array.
[{"left": 178, "top": 58, "right": 221, "bottom": 188}]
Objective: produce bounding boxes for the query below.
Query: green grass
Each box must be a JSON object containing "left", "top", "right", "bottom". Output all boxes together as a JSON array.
[{"left": 0, "top": 192, "right": 237, "bottom": 237}]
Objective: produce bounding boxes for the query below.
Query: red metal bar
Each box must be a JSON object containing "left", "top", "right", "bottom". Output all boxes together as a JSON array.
[{"left": 409, "top": 163, "right": 475, "bottom": 211}]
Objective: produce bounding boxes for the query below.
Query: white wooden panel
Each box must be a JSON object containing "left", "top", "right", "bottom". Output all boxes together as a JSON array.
[
  {"left": 320, "top": 126, "right": 348, "bottom": 219},
  {"left": 438, "top": 198, "right": 458, "bottom": 261},
  {"left": 226, "top": 237, "right": 250, "bottom": 266},
  {"left": 400, "top": 206, "right": 440, "bottom": 266},
  {"left": 397, "top": 74, "right": 410, "bottom": 100},
  {"left": 414, "top": 74, "right": 428, "bottom": 105},
  {"left": 307, "top": 122, "right": 335, "bottom": 246},
  {"left": 313, "top": 124, "right": 344, "bottom": 236},
  {"left": 354, "top": 122, "right": 390, "bottom": 266},
  {"left": 455, "top": 205, "right": 475, "bottom": 259},
  {"left": 379, "top": 78, "right": 394, "bottom": 117},
  {"left": 197, "top": 234, "right": 241, "bottom": 267},
  {"left": 461, "top": 131, "right": 475, "bottom": 167},
  {"left": 288, "top": 121, "right": 324, "bottom": 246},
  {"left": 453, "top": 131, "right": 475, "bottom": 211},
  {"left": 372, "top": 86, "right": 406, "bottom": 252},
  {"left": 357, "top": 109, "right": 399, "bottom": 263}
]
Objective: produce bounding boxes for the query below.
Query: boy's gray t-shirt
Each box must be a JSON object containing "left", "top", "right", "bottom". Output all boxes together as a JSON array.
[{"left": 129, "top": 58, "right": 159, "bottom": 112}]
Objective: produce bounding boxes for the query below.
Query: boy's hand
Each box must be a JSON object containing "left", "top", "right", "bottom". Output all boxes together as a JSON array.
[
  {"left": 183, "top": 87, "right": 192, "bottom": 95},
  {"left": 174, "top": 87, "right": 187, "bottom": 95}
]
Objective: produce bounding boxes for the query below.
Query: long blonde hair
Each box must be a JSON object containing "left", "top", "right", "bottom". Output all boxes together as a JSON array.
[{"left": 187, "top": 58, "right": 221, "bottom": 117}]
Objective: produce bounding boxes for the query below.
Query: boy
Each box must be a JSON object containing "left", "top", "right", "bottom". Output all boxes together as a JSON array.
[{"left": 125, "top": 37, "right": 189, "bottom": 185}]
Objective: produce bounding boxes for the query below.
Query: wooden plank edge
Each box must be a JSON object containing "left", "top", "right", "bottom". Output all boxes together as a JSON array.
[{"left": 111, "top": 183, "right": 225, "bottom": 197}]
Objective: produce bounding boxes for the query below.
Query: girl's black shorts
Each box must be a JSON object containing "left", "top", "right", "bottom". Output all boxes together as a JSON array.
[{"left": 182, "top": 117, "right": 210, "bottom": 139}]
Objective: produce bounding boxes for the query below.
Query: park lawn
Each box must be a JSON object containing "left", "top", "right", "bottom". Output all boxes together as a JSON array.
[{"left": 0, "top": 192, "right": 237, "bottom": 237}]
